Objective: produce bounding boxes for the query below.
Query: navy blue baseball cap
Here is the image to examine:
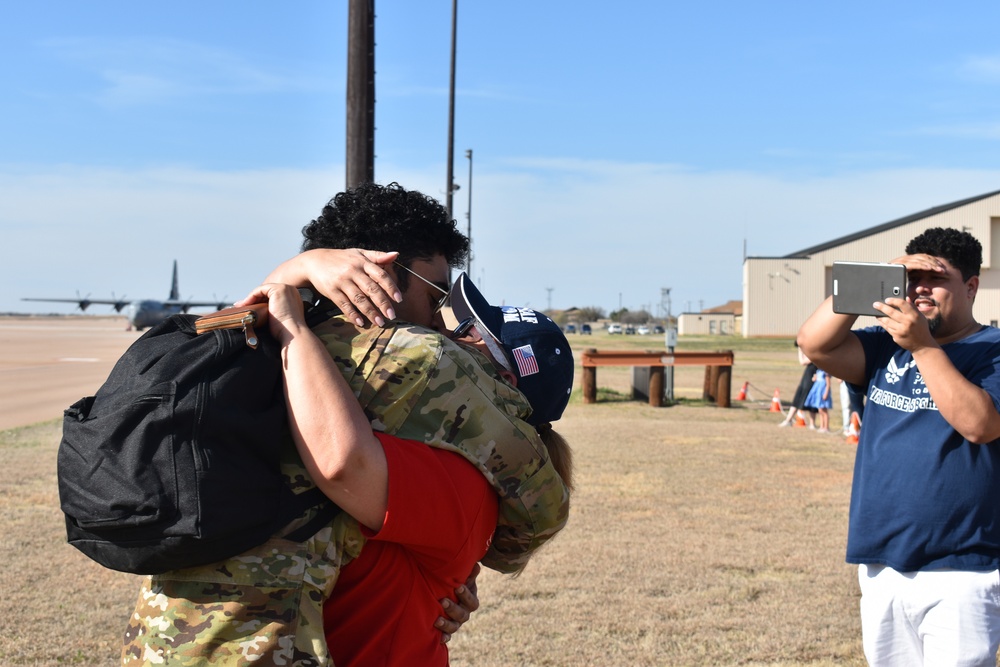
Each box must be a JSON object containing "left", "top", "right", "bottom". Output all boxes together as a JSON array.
[{"left": 450, "top": 272, "right": 574, "bottom": 425}]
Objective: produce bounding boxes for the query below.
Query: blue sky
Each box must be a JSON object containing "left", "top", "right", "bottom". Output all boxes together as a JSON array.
[{"left": 4, "top": 1, "right": 1000, "bottom": 318}]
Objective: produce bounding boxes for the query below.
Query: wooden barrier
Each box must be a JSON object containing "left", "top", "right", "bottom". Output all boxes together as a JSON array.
[{"left": 581, "top": 348, "right": 734, "bottom": 408}]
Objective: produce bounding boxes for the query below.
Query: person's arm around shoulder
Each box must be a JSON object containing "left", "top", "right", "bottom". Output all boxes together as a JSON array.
[
  {"left": 236, "top": 283, "right": 388, "bottom": 531},
  {"left": 797, "top": 296, "right": 866, "bottom": 386}
]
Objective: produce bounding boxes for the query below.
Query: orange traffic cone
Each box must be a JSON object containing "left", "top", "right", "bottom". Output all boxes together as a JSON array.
[
  {"left": 769, "top": 389, "right": 782, "bottom": 412},
  {"left": 794, "top": 412, "right": 806, "bottom": 427},
  {"left": 845, "top": 412, "right": 861, "bottom": 445},
  {"left": 736, "top": 381, "right": 748, "bottom": 401}
]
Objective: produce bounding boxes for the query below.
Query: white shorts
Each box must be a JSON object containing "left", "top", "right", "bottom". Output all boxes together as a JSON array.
[{"left": 858, "top": 564, "right": 1000, "bottom": 666}]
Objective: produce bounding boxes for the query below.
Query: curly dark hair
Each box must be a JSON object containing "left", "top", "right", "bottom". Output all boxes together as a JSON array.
[
  {"left": 301, "top": 182, "right": 469, "bottom": 292},
  {"left": 905, "top": 227, "right": 982, "bottom": 281}
]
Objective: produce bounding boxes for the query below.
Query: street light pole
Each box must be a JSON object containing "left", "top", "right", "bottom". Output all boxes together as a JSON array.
[{"left": 465, "top": 148, "right": 473, "bottom": 276}]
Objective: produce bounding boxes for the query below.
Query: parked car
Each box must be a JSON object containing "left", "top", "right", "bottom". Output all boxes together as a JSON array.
[
  {"left": 653, "top": 325, "right": 665, "bottom": 334},
  {"left": 607, "top": 323, "right": 623, "bottom": 334},
  {"left": 565, "top": 324, "right": 577, "bottom": 334},
  {"left": 580, "top": 323, "right": 592, "bottom": 335},
  {"left": 624, "top": 325, "right": 636, "bottom": 335},
  {"left": 637, "top": 325, "right": 650, "bottom": 335}
]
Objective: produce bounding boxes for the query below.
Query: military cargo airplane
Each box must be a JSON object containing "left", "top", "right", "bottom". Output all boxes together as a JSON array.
[{"left": 22, "top": 261, "right": 229, "bottom": 330}]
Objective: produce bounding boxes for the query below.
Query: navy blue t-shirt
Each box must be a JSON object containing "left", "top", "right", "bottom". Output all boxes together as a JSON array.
[{"left": 848, "top": 325, "right": 1000, "bottom": 571}]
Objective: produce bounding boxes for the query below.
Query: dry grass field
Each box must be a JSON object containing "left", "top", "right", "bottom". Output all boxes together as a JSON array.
[{"left": 0, "top": 319, "right": 866, "bottom": 666}]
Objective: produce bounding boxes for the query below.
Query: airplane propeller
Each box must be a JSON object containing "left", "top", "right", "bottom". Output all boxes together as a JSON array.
[
  {"left": 110, "top": 292, "right": 129, "bottom": 313},
  {"left": 76, "top": 291, "right": 92, "bottom": 312}
]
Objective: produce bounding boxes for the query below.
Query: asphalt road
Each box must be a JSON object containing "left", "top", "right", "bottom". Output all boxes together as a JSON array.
[{"left": 0, "top": 316, "right": 139, "bottom": 431}]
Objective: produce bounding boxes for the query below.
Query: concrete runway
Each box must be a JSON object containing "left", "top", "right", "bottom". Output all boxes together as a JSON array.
[{"left": 0, "top": 316, "right": 140, "bottom": 430}]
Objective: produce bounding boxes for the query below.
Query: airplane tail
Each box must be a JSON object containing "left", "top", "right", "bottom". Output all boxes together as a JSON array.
[{"left": 170, "top": 261, "right": 179, "bottom": 301}]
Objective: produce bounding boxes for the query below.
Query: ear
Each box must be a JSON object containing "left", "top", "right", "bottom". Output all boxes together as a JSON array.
[
  {"left": 967, "top": 275, "right": 980, "bottom": 301},
  {"left": 498, "top": 368, "right": 518, "bottom": 387}
]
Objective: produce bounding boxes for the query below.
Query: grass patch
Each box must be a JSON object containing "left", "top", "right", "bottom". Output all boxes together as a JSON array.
[
  {"left": 0, "top": 420, "right": 60, "bottom": 449},
  {"left": 593, "top": 387, "right": 631, "bottom": 403}
]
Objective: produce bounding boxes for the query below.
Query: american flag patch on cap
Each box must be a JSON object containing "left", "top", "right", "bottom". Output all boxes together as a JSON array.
[{"left": 512, "top": 344, "right": 540, "bottom": 377}]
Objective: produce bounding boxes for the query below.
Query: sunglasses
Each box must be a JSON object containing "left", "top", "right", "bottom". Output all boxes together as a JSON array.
[
  {"left": 393, "top": 261, "right": 450, "bottom": 313},
  {"left": 452, "top": 316, "right": 476, "bottom": 338},
  {"left": 451, "top": 316, "right": 515, "bottom": 374}
]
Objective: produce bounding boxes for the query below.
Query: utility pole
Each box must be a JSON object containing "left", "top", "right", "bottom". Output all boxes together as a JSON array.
[
  {"left": 465, "top": 148, "right": 473, "bottom": 276},
  {"left": 546, "top": 287, "right": 553, "bottom": 311},
  {"left": 445, "top": 0, "right": 458, "bottom": 219},
  {"left": 346, "top": 0, "right": 375, "bottom": 188},
  {"left": 662, "top": 287, "right": 675, "bottom": 402}
]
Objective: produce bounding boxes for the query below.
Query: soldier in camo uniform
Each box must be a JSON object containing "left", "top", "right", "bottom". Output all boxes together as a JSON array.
[{"left": 121, "top": 277, "right": 574, "bottom": 665}]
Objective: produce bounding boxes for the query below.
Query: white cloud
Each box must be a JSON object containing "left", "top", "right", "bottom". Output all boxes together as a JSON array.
[
  {"left": 914, "top": 122, "right": 1000, "bottom": 141},
  {"left": 42, "top": 37, "right": 332, "bottom": 107},
  {"left": 4, "top": 159, "right": 1000, "bottom": 316},
  {"left": 958, "top": 55, "right": 1000, "bottom": 83},
  {"left": 2, "top": 163, "right": 344, "bottom": 311}
]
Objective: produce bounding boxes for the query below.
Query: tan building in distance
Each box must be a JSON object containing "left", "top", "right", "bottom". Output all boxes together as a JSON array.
[
  {"left": 677, "top": 311, "right": 736, "bottom": 335},
  {"left": 677, "top": 300, "right": 742, "bottom": 336},
  {"left": 742, "top": 189, "right": 1000, "bottom": 337}
]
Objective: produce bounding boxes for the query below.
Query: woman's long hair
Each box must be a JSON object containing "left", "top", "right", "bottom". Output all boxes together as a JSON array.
[{"left": 536, "top": 423, "right": 573, "bottom": 492}]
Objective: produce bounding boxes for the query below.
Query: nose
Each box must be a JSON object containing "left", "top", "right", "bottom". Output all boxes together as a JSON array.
[{"left": 428, "top": 310, "right": 448, "bottom": 333}]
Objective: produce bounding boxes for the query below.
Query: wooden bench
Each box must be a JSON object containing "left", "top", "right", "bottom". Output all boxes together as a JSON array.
[{"left": 580, "top": 348, "right": 735, "bottom": 408}]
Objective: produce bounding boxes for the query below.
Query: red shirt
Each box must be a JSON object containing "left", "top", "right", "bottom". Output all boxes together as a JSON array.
[{"left": 324, "top": 432, "right": 499, "bottom": 666}]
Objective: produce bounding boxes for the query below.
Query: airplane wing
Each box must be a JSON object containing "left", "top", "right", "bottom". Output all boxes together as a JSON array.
[{"left": 21, "top": 297, "right": 131, "bottom": 312}]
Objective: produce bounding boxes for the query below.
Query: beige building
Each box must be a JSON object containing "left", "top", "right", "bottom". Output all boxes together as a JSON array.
[
  {"left": 677, "top": 300, "right": 742, "bottom": 335},
  {"left": 677, "top": 311, "right": 737, "bottom": 335},
  {"left": 742, "top": 189, "right": 1000, "bottom": 337}
]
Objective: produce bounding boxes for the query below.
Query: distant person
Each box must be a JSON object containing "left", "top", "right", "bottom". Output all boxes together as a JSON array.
[
  {"left": 778, "top": 343, "right": 817, "bottom": 429},
  {"left": 838, "top": 378, "right": 865, "bottom": 435},
  {"left": 798, "top": 227, "right": 1000, "bottom": 666},
  {"left": 803, "top": 367, "right": 832, "bottom": 433}
]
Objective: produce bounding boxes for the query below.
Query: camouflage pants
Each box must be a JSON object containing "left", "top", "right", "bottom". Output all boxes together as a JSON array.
[{"left": 121, "top": 516, "right": 365, "bottom": 666}]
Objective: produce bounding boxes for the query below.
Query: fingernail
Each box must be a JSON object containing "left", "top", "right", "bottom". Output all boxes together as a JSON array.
[
  {"left": 441, "top": 599, "right": 451, "bottom": 609},
  {"left": 355, "top": 317, "right": 365, "bottom": 327},
  {"left": 375, "top": 316, "right": 386, "bottom": 327},
  {"left": 394, "top": 292, "right": 403, "bottom": 303},
  {"left": 387, "top": 308, "right": 396, "bottom": 320},
  {"left": 456, "top": 585, "right": 465, "bottom": 595}
]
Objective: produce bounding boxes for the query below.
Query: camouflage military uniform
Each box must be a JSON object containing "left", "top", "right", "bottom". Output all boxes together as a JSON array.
[{"left": 122, "top": 316, "right": 570, "bottom": 665}]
